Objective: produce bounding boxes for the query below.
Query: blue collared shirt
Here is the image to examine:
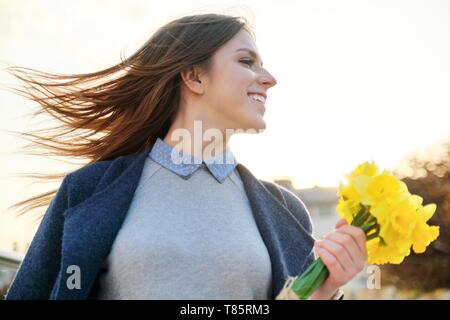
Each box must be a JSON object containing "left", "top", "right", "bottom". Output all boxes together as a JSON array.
[{"left": 148, "top": 138, "right": 237, "bottom": 183}]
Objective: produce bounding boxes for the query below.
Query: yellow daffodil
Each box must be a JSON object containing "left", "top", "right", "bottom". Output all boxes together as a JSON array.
[
  {"left": 337, "top": 161, "right": 440, "bottom": 265},
  {"left": 278, "top": 160, "right": 440, "bottom": 300},
  {"left": 366, "top": 171, "right": 410, "bottom": 204},
  {"left": 412, "top": 203, "right": 440, "bottom": 253}
]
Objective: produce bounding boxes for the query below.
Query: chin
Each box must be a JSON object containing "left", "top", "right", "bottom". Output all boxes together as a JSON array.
[
  {"left": 255, "top": 119, "right": 266, "bottom": 131},
  {"left": 242, "top": 117, "right": 266, "bottom": 133}
]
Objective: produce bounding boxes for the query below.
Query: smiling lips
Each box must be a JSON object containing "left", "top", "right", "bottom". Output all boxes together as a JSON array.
[{"left": 247, "top": 93, "right": 266, "bottom": 105}]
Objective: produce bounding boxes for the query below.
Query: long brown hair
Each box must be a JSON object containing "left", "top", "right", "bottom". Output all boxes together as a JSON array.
[{"left": 4, "top": 13, "right": 254, "bottom": 219}]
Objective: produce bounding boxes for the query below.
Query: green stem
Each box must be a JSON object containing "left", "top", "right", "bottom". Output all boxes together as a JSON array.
[
  {"left": 288, "top": 207, "right": 382, "bottom": 299},
  {"left": 351, "top": 206, "right": 366, "bottom": 226},
  {"left": 352, "top": 205, "right": 371, "bottom": 227},
  {"left": 360, "top": 222, "right": 377, "bottom": 233},
  {"left": 366, "top": 233, "right": 379, "bottom": 241},
  {"left": 290, "top": 258, "right": 329, "bottom": 299}
]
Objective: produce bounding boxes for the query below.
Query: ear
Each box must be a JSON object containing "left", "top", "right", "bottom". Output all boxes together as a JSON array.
[{"left": 180, "top": 66, "right": 207, "bottom": 95}]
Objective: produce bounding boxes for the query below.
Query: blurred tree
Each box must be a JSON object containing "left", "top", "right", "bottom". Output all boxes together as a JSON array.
[
  {"left": 0, "top": 284, "right": 7, "bottom": 300},
  {"left": 382, "top": 141, "right": 450, "bottom": 291}
]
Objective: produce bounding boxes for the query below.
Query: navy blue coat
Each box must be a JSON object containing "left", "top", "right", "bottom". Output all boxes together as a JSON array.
[{"left": 5, "top": 147, "right": 316, "bottom": 300}]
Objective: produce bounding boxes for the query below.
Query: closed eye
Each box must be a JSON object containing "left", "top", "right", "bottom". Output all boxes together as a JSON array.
[{"left": 240, "top": 59, "right": 254, "bottom": 66}]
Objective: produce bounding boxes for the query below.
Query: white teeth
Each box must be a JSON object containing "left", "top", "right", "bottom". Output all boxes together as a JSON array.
[{"left": 248, "top": 93, "right": 266, "bottom": 103}]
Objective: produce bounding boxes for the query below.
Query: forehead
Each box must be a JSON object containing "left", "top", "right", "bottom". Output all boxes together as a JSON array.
[
  {"left": 228, "top": 29, "right": 257, "bottom": 48},
  {"left": 219, "top": 30, "right": 263, "bottom": 64}
]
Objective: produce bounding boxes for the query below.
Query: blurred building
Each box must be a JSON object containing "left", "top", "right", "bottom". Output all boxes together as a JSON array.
[
  {"left": 0, "top": 250, "right": 23, "bottom": 299},
  {"left": 273, "top": 179, "right": 340, "bottom": 237}
]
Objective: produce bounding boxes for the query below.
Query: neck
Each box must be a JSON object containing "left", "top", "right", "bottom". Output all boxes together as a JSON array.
[{"left": 163, "top": 116, "right": 232, "bottom": 162}]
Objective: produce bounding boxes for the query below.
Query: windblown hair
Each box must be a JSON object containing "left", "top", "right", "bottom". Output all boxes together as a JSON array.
[{"left": 4, "top": 13, "right": 254, "bottom": 219}]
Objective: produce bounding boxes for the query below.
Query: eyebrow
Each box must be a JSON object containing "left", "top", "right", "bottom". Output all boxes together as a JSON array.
[{"left": 235, "top": 48, "right": 264, "bottom": 67}]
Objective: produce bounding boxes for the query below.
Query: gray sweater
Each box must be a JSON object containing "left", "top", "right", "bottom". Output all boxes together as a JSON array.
[
  {"left": 97, "top": 157, "right": 273, "bottom": 299},
  {"left": 5, "top": 141, "right": 317, "bottom": 300}
]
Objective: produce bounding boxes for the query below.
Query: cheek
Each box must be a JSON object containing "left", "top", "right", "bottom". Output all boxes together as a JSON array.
[
  {"left": 207, "top": 66, "right": 256, "bottom": 120},
  {"left": 227, "top": 70, "right": 254, "bottom": 106},
  {"left": 213, "top": 77, "right": 249, "bottom": 108}
]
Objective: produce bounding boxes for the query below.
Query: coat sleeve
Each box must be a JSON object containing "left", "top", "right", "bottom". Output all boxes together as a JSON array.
[
  {"left": 279, "top": 186, "right": 317, "bottom": 273},
  {"left": 4, "top": 174, "right": 71, "bottom": 300}
]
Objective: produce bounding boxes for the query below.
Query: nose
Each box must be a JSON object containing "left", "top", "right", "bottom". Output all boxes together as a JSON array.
[{"left": 257, "top": 68, "right": 277, "bottom": 89}]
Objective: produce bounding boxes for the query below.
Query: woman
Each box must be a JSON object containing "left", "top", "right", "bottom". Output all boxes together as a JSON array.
[{"left": 4, "top": 13, "right": 367, "bottom": 300}]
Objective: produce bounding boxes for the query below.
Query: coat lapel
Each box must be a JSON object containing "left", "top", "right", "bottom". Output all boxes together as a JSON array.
[
  {"left": 52, "top": 149, "right": 314, "bottom": 299},
  {"left": 52, "top": 150, "right": 150, "bottom": 299},
  {"left": 236, "top": 164, "right": 315, "bottom": 299}
]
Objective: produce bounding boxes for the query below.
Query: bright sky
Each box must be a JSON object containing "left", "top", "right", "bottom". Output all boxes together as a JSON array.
[{"left": 1, "top": 0, "right": 449, "bottom": 251}]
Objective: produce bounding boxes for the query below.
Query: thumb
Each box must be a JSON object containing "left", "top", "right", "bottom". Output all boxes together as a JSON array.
[{"left": 335, "top": 218, "right": 348, "bottom": 229}]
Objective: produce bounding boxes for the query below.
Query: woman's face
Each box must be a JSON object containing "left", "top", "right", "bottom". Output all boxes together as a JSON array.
[{"left": 194, "top": 29, "right": 278, "bottom": 133}]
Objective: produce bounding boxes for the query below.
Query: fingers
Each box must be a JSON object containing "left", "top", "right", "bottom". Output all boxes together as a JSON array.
[
  {"left": 335, "top": 218, "right": 347, "bottom": 229},
  {"left": 325, "top": 232, "right": 365, "bottom": 271},
  {"left": 315, "top": 238, "right": 353, "bottom": 273},
  {"left": 335, "top": 224, "right": 368, "bottom": 260},
  {"left": 315, "top": 220, "right": 369, "bottom": 289},
  {"left": 314, "top": 242, "right": 346, "bottom": 278}
]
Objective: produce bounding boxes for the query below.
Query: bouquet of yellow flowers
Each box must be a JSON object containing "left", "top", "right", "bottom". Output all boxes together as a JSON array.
[{"left": 276, "top": 160, "right": 440, "bottom": 300}]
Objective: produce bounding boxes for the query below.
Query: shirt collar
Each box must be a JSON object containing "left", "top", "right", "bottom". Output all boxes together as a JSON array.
[{"left": 148, "top": 137, "right": 237, "bottom": 183}]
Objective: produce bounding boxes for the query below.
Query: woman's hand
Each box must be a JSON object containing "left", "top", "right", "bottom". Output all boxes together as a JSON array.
[{"left": 309, "top": 218, "right": 367, "bottom": 299}]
